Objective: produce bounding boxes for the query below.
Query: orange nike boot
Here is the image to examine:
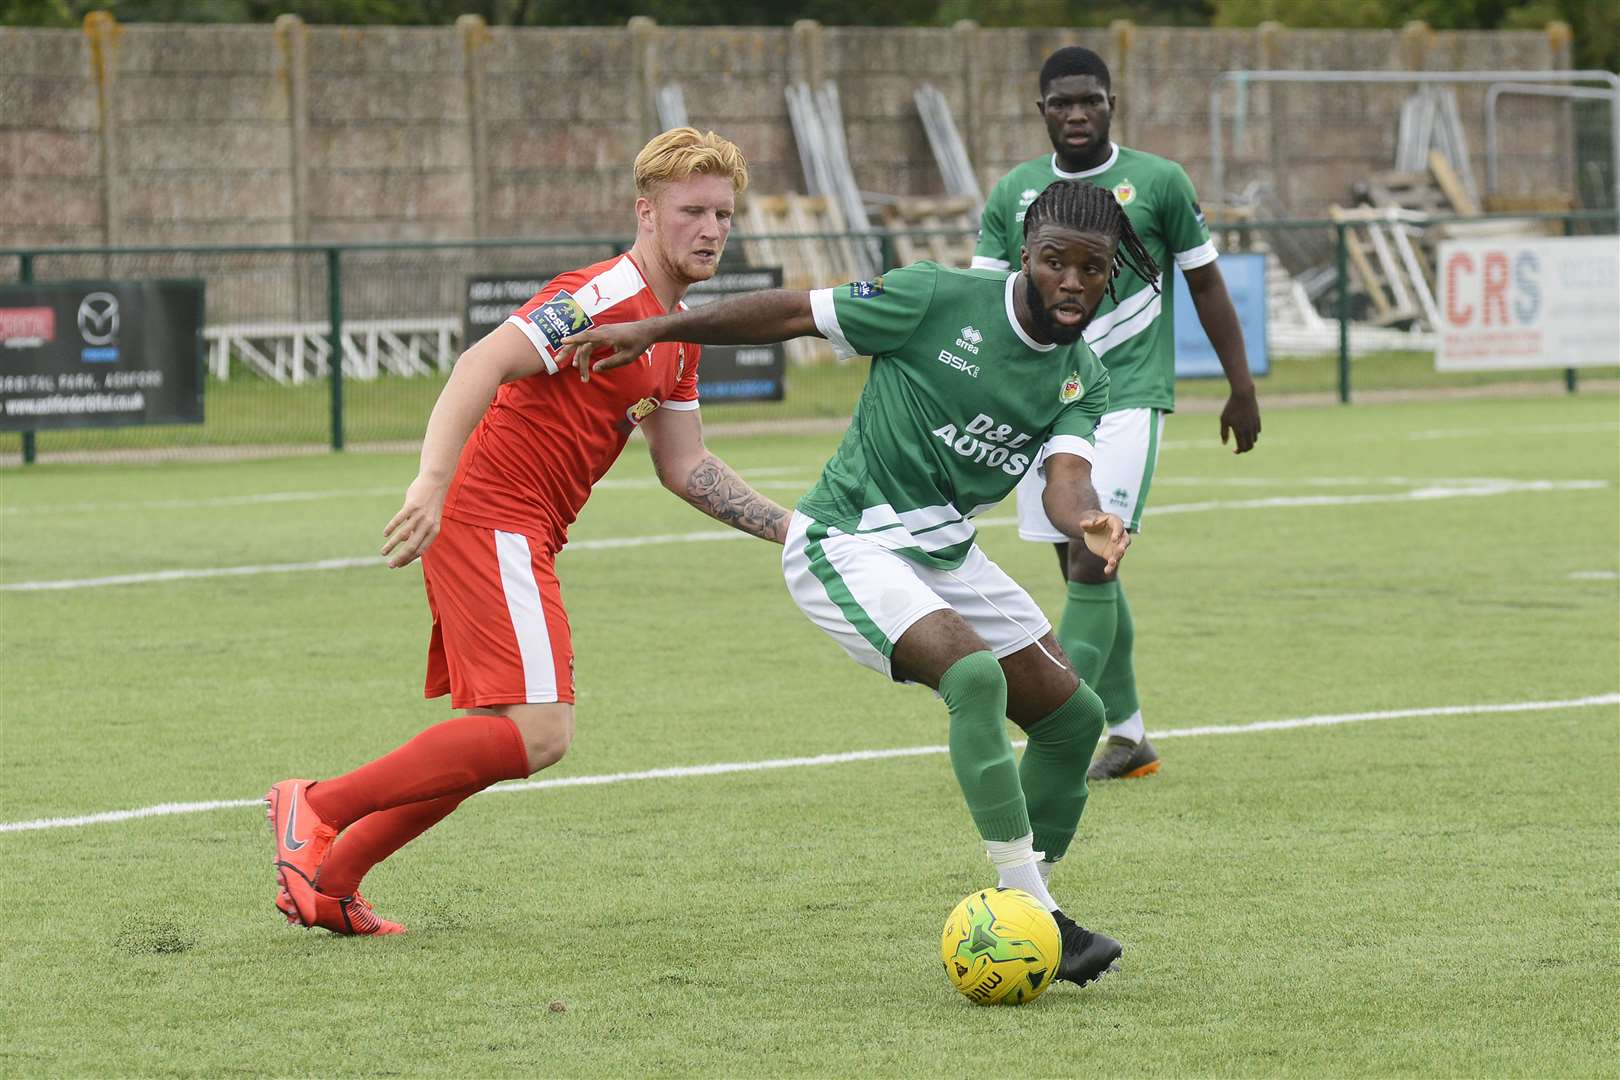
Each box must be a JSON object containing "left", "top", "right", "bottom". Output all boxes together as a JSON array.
[
  {"left": 264, "top": 779, "right": 337, "bottom": 927},
  {"left": 276, "top": 886, "right": 405, "bottom": 936}
]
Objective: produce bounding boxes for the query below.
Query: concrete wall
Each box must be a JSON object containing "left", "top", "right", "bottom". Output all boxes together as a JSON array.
[{"left": 0, "top": 15, "right": 1578, "bottom": 255}]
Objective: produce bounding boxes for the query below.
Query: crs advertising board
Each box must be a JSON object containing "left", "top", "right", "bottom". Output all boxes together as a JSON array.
[
  {"left": 1436, "top": 236, "right": 1619, "bottom": 371},
  {"left": 0, "top": 280, "right": 205, "bottom": 431},
  {"left": 1169, "top": 251, "right": 1269, "bottom": 378},
  {"left": 465, "top": 267, "right": 786, "bottom": 402}
]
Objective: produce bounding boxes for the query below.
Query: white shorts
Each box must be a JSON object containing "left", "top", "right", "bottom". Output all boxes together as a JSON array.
[
  {"left": 1015, "top": 407, "right": 1164, "bottom": 540},
  {"left": 782, "top": 511, "right": 1052, "bottom": 679}
]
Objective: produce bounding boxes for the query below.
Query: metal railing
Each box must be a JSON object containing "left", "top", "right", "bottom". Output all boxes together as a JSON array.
[{"left": 4, "top": 211, "right": 1615, "bottom": 465}]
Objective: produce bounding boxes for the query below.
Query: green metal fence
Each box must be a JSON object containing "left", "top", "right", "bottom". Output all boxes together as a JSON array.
[{"left": 4, "top": 212, "right": 1615, "bottom": 465}]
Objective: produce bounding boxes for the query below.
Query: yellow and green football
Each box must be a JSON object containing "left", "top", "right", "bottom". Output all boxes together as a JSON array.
[{"left": 940, "top": 888, "right": 1061, "bottom": 1006}]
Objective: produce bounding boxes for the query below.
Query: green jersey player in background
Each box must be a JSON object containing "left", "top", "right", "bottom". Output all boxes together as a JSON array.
[
  {"left": 558, "top": 180, "right": 1157, "bottom": 990},
  {"left": 974, "top": 47, "right": 1263, "bottom": 781}
]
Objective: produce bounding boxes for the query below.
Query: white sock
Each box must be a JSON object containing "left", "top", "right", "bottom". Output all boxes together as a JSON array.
[
  {"left": 1037, "top": 858, "right": 1055, "bottom": 886},
  {"left": 1109, "top": 709, "right": 1145, "bottom": 743},
  {"left": 985, "top": 834, "right": 1058, "bottom": 912}
]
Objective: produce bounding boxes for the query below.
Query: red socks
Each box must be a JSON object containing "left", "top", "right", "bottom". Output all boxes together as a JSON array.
[
  {"left": 305, "top": 714, "right": 530, "bottom": 832},
  {"left": 317, "top": 788, "right": 477, "bottom": 897}
]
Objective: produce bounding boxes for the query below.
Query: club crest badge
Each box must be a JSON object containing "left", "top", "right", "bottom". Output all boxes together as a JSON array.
[
  {"left": 1112, "top": 180, "right": 1136, "bottom": 206},
  {"left": 1060, "top": 373, "right": 1083, "bottom": 403}
]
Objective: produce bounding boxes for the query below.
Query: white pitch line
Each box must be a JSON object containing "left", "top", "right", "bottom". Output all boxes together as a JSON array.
[
  {"left": 3, "top": 478, "right": 1608, "bottom": 593},
  {"left": 1140, "top": 478, "right": 1606, "bottom": 517},
  {"left": 1570, "top": 570, "right": 1619, "bottom": 581},
  {"left": 0, "top": 487, "right": 401, "bottom": 516},
  {"left": 1150, "top": 475, "right": 1527, "bottom": 488},
  {"left": 1407, "top": 420, "right": 1620, "bottom": 441},
  {"left": 1, "top": 693, "right": 1613, "bottom": 835}
]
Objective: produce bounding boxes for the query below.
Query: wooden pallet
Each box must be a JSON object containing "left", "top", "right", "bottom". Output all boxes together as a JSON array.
[
  {"left": 1357, "top": 150, "right": 1481, "bottom": 219},
  {"left": 1329, "top": 205, "right": 1437, "bottom": 328},
  {"left": 738, "top": 193, "right": 866, "bottom": 363},
  {"left": 740, "top": 193, "right": 877, "bottom": 291},
  {"left": 881, "top": 197, "right": 978, "bottom": 268},
  {"left": 1426, "top": 149, "right": 1480, "bottom": 216}
]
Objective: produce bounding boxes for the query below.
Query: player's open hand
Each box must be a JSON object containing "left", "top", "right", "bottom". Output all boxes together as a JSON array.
[
  {"left": 1220, "top": 389, "right": 1261, "bottom": 453},
  {"left": 555, "top": 319, "right": 661, "bottom": 382},
  {"left": 1077, "top": 511, "right": 1129, "bottom": 575},
  {"left": 381, "top": 475, "right": 447, "bottom": 569}
]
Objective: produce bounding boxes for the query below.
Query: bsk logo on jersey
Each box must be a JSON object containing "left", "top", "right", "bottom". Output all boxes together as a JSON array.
[
  {"left": 954, "top": 325, "right": 982, "bottom": 355},
  {"left": 1112, "top": 180, "right": 1136, "bottom": 206},
  {"left": 1060, "top": 372, "right": 1084, "bottom": 402},
  {"left": 529, "top": 289, "right": 593, "bottom": 351},
  {"left": 77, "top": 291, "right": 120, "bottom": 362},
  {"left": 937, "top": 349, "right": 979, "bottom": 378},
  {"left": 849, "top": 277, "right": 885, "bottom": 299}
]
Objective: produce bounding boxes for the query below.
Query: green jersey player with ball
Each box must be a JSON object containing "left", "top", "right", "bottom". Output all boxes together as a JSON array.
[{"left": 557, "top": 179, "right": 1156, "bottom": 990}]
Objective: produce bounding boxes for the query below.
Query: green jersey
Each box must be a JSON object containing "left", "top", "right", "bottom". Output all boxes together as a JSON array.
[
  {"left": 800, "top": 262, "right": 1110, "bottom": 571},
  {"left": 972, "top": 144, "right": 1216, "bottom": 413}
]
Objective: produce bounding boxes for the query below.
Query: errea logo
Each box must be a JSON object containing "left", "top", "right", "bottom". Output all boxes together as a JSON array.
[
  {"left": 1015, "top": 188, "right": 1040, "bottom": 223},
  {"left": 954, "top": 325, "right": 982, "bottom": 354}
]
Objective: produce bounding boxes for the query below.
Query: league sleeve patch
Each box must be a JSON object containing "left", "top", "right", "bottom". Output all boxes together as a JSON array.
[
  {"left": 848, "top": 277, "right": 885, "bottom": 299},
  {"left": 527, "top": 289, "right": 593, "bottom": 352}
]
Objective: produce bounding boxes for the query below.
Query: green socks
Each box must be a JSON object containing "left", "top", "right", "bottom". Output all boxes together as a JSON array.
[
  {"left": 939, "top": 650, "right": 1029, "bottom": 843},
  {"left": 1056, "top": 579, "right": 1118, "bottom": 686},
  {"left": 1019, "top": 682, "right": 1107, "bottom": 863},
  {"left": 1096, "top": 583, "right": 1141, "bottom": 726},
  {"left": 939, "top": 651, "right": 1109, "bottom": 864},
  {"left": 1057, "top": 577, "right": 1142, "bottom": 733}
]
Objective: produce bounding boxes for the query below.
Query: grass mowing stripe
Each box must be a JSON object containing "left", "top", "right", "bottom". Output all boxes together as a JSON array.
[
  {"left": 1154, "top": 415, "right": 1620, "bottom": 452},
  {"left": 3, "top": 692, "right": 1612, "bottom": 835},
  {"left": 0, "top": 467, "right": 813, "bottom": 515},
  {"left": 3, "top": 478, "right": 1606, "bottom": 592}
]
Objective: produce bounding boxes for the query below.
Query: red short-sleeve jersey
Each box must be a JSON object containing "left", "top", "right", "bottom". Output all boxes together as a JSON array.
[{"left": 441, "top": 253, "right": 702, "bottom": 549}]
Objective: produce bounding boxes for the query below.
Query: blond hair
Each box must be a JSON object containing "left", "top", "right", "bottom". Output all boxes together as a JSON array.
[{"left": 633, "top": 128, "right": 749, "bottom": 197}]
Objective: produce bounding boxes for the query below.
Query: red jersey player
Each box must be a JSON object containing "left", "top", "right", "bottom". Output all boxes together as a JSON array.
[{"left": 264, "top": 129, "right": 788, "bottom": 936}]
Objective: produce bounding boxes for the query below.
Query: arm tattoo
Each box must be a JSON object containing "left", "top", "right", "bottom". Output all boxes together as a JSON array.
[{"left": 682, "top": 454, "right": 789, "bottom": 543}]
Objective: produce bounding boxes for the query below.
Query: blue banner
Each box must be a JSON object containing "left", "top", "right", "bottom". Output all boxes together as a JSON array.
[{"left": 1171, "top": 252, "right": 1268, "bottom": 379}]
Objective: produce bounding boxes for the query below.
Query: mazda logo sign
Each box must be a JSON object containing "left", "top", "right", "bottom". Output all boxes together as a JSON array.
[{"left": 77, "top": 291, "right": 119, "bottom": 345}]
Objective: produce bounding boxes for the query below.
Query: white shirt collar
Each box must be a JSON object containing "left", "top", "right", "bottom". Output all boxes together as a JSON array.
[
  {"left": 1049, "top": 143, "right": 1120, "bottom": 180},
  {"left": 1004, "top": 272, "right": 1056, "bottom": 352}
]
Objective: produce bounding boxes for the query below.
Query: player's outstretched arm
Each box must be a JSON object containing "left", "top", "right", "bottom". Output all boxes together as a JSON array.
[
  {"left": 1040, "top": 453, "right": 1129, "bottom": 574},
  {"left": 554, "top": 289, "right": 818, "bottom": 381},
  {"left": 381, "top": 323, "right": 548, "bottom": 568},
  {"left": 1184, "top": 262, "right": 1261, "bottom": 454},
  {"left": 641, "top": 406, "right": 790, "bottom": 544}
]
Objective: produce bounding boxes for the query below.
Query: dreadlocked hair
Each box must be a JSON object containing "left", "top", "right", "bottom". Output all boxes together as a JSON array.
[{"left": 1022, "top": 178, "right": 1160, "bottom": 304}]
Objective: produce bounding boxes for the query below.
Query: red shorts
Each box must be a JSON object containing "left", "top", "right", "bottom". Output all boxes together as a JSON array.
[{"left": 421, "top": 516, "right": 575, "bottom": 708}]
